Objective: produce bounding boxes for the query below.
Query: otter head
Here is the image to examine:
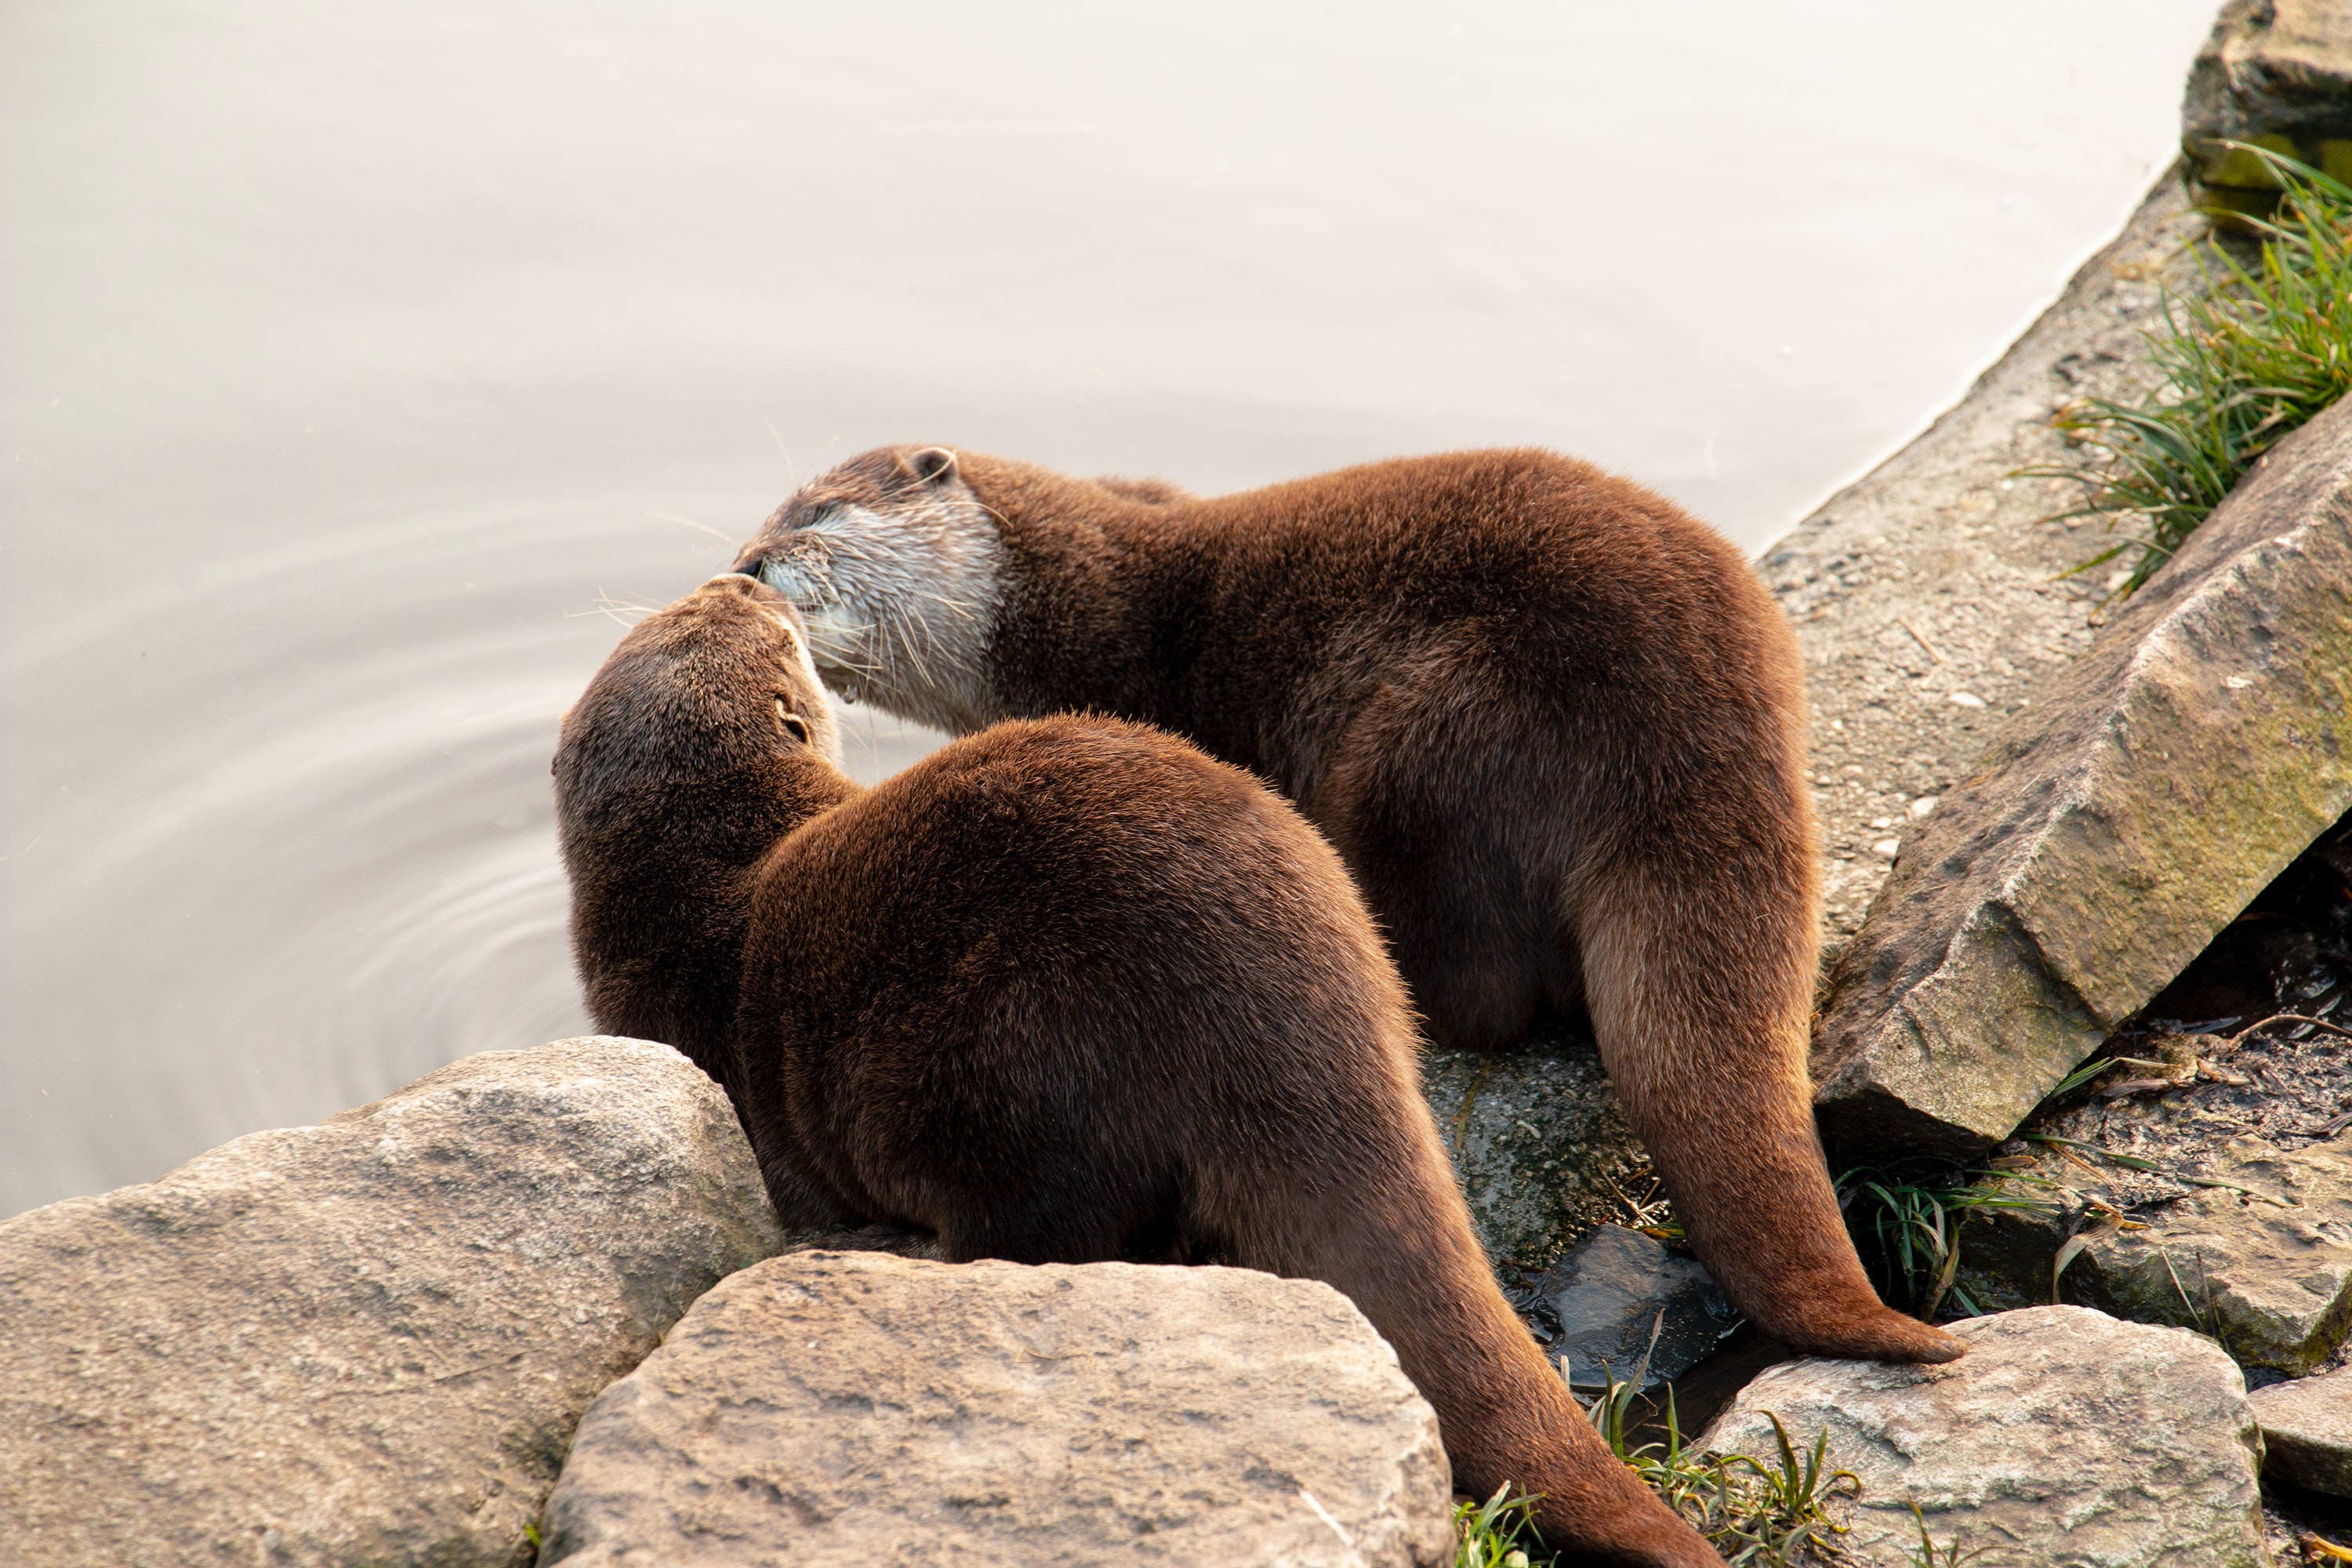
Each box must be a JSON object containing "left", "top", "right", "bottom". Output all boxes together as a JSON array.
[
  {"left": 731, "top": 445, "right": 1002, "bottom": 735},
  {"left": 558, "top": 572, "right": 843, "bottom": 804}
]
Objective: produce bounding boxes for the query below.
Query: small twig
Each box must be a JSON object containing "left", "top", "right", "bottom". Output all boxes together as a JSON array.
[
  {"left": 2183, "top": 1176, "right": 2298, "bottom": 1209},
  {"left": 2223, "top": 1011, "right": 2352, "bottom": 1047},
  {"left": 1921, "top": 1232, "right": 1962, "bottom": 1320},
  {"left": 1896, "top": 615, "right": 1948, "bottom": 665}
]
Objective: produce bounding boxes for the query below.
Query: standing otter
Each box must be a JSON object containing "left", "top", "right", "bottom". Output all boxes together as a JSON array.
[
  {"left": 730, "top": 446, "right": 1964, "bottom": 1368},
  {"left": 555, "top": 573, "right": 1720, "bottom": 1566}
]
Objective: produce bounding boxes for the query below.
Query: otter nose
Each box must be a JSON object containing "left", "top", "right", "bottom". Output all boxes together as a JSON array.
[{"left": 729, "top": 543, "right": 771, "bottom": 577}]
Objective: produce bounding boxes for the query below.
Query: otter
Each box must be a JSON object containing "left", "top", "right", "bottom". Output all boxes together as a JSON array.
[
  {"left": 729, "top": 445, "right": 1964, "bottom": 1368},
  {"left": 554, "top": 572, "right": 1721, "bottom": 1566}
]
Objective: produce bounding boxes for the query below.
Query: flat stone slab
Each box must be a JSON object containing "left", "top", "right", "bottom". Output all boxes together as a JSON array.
[
  {"left": 0, "top": 1036, "right": 786, "bottom": 1568},
  {"left": 1811, "top": 396, "right": 2352, "bottom": 1154},
  {"left": 1420, "top": 1034, "right": 1649, "bottom": 1269},
  {"left": 1698, "top": 1305, "right": 2269, "bottom": 1567},
  {"left": 1962, "top": 1131, "right": 2352, "bottom": 1376},
  {"left": 1526, "top": 1224, "right": 1737, "bottom": 1394},
  {"left": 2252, "top": 1363, "right": 2352, "bottom": 1498},
  {"left": 539, "top": 1251, "right": 1454, "bottom": 1568}
]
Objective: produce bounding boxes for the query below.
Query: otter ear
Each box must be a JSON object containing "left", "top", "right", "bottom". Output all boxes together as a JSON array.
[{"left": 904, "top": 446, "right": 959, "bottom": 487}]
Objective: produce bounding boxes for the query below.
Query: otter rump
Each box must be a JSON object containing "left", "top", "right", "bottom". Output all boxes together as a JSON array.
[
  {"left": 732, "top": 445, "right": 1965, "bottom": 1370},
  {"left": 555, "top": 573, "right": 1721, "bottom": 1566}
]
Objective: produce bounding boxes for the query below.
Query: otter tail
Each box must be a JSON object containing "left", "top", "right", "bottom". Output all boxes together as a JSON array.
[
  {"left": 1573, "top": 851, "right": 1965, "bottom": 1367},
  {"left": 1205, "top": 1119, "right": 1722, "bottom": 1567}
]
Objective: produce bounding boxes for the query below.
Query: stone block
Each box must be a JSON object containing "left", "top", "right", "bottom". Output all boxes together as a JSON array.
[
  {"left": 2184, "top": 0, "right": 2352, "bottom": 200},
  {"left": 2252, "top": 1363, "right": 2352, "bottom": 1497},
  {"left": 539, "top": 1251, "right": 1454, "bottom": 1567},
  {"left": 1698, "top": 1305, "right": 2269, "bottom": 1567},
  {"left": 0, "top": 1036, "right": 785, "bottom": 1568},
  {"left": 1959, "top": 1132, "right": 2352, "bottom": 1375},
  {"left": 1813, "top": 398, "right": 2352, "bottom": 1153}
]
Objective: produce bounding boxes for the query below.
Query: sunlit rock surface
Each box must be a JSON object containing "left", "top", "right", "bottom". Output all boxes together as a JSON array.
[
  {"left": 1812, "top": 397, "right": 2352, "bottom": 1154},
  {"left": 0, "top": 1036, "right": 785, "bottom": 1568},
  {"left": 1763, "top": 171, "right": 2216, "bottom": 952},
  {"left": 1700, "top": 1305, "right": 2269, "bottom": 1568},
  {"left": 1962, "top": 1131, "right": 2352, "bottom": 1376},
  {"left": 540, "top": 1251, "right": 1454, "bottom": 1568}
]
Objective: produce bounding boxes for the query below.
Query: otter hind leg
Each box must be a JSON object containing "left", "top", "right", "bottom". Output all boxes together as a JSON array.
[
  {"left": 1575, "top": 855, "right": 1964, "bottom": 1365},
  {"left": 1308, "top": 697, "right": 1548, "bottom": 1051}
]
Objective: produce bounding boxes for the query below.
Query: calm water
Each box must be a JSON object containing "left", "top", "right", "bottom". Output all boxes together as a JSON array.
[{"left": 2, "top": 1, "right": 2218, "bottom": 1217}]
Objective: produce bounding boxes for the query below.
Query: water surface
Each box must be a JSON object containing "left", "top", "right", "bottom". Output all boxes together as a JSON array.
[{"left": 2, "top": 1, "right": 2218, "bottom": 1214}]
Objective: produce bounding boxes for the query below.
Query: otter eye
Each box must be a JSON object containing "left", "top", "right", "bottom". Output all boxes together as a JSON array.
[{"left": 775, "top": 699, "right": 811, "bottom": 745}]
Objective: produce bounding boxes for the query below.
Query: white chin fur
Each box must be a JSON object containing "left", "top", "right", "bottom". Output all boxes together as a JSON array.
[{"left": 755, "top": 499, "right": 1004, "bottom": 735}]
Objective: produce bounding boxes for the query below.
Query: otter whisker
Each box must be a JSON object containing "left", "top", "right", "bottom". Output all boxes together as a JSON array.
[
  {"left": 761, "top": 417, "right": 800, "bottom": 487},
  {"left": 644, "top": 510, "right": 735, "bottom": 547}
]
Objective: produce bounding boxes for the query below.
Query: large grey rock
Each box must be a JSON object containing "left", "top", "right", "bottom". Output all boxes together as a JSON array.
[
  {"left": 1698, "top": 1305, "right": 2270, "bottom": 1567},
  {"left": 1812, "top": 397, "right": 2352, "bottom": 1154},
  {"left": 1959, "top": 1131, "right": 2352, "bottom": 1375},
  {"left": 2184, "top": 0, "right": 2352, "bottom": 204},
  {"left": 2252, "top": 1363, "right": 2352, "bottom": 1497},
  {"left": 1421, "top": 1035, "right": 1650, "bottom": 1269},
  {"left": 0, "top": 1036, "right": 786, "bottom": 1568},
  {"left": 1527, "top": 1225, "right": 1737, "bottom": 1394},
  {"left": 1766, "top": 172, "right": 2217, "bottom": 953},
  {"left": 541, "top": 1251, "right": 1454, "bottom": 1568}
]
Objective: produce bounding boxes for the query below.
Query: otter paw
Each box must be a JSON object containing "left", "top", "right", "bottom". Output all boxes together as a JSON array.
[{"left": 1791, "top": 1308, "right": 1968, "bottom": 1365}]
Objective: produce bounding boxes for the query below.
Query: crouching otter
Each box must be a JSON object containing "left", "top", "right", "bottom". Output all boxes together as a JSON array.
[
  {"left": 554, "top": 573, "right": 1721, "bottom": 1566},
  {"left": 730, "top": 445, "right": 1964, "bottom": 1370}
]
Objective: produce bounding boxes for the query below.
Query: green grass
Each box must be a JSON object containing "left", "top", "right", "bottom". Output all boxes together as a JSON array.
[
  {"left": 2024, "top": 144, "right": 2352, "bottom": 598},
  {"left": 1904, "top": 1501, "right": 1983, "bottom": 1568},
  {"left": 1454, "top": 1484, "right": 1545, "bottom": 1568},
  {"left": 1835, "top": 1163, "right": 2060, "bottom": 1319},
  {"left": 1453, "top": 1380, "right": 1857, "bottom": 1567}
]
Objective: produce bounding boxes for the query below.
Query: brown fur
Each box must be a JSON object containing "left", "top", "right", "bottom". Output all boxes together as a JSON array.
[
  {"left": 733, "top": 447, "right": 1965, "bottom": 1367},
  {"left": 555, "top": 575, "right": 1721, "bottom": 1566}
]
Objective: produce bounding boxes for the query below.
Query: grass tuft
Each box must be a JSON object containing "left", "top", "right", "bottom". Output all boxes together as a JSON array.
[
  {"left": 1453, "top": 1381, "right": 1858, "bottom": 1566},
  {"left": 1453, "top": 1483, "right": 1544, "bottom": 1568},
  {"left": 1904, "top": 1501, "right": 1983, "bottom": 1567},
  {"left": 1835, "top": 1163, "right": 2059, "bottom": 1319},
  {"left": 1588, "top": 1376, "right": 1857, "bottom": 1566},
  {"left": 2021, "top": 143, "right": 2352, "bottom": 599}
]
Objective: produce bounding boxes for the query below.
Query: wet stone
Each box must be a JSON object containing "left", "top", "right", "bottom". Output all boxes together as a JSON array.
[
  {"left": 1523, "top": 1224, "right": 1738, "bottom": 1394},
  {"left": 1420, "top": 1025, "right": 1650, "bottom": 1269}
]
